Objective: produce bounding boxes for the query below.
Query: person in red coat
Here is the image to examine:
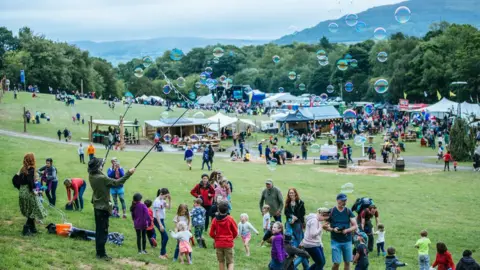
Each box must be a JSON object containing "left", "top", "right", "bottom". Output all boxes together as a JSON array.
[
  {"left": 190, "top": 173, "right": 215, "bottom": 230},
  {"left": 432, "top": 242, "right": 456, "bottom": 270},
  {"left": 443, "top": 151, "right": 452, "bottom": 171}
]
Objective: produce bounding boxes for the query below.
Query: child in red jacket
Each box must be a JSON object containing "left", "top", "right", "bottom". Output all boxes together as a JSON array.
[
  {"left": 443, "top": 151, "right": 452, "bottom": 171},
  {"left": 432, "top": 242, "right": 456, "bottom": 270},
  {"left": 209, "top": 200, "right": 238, "bottom": 270}
]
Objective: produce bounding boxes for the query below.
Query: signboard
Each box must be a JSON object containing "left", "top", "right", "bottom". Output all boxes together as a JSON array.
[
  {"left": 399, "top": 99, "right": 409, "bottom": 110},
  {"left": 20, "top": 70, "right": 25, "bottom": 83}
]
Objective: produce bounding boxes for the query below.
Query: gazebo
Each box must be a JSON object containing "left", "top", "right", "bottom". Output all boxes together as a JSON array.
[
  {"left": 144, "top": 118, "right": 215, "bottom": 139},
  {"left": 276, "top": 110, "right": 313, "bottom": 134}
]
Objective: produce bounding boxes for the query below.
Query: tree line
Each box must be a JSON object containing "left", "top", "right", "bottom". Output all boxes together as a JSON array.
[{"left": 1, "top": 22, "right": 479, "bottom": 103}]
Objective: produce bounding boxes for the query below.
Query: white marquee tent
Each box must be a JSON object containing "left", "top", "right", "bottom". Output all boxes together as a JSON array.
[
  {"left": 460, "top": 102, "right": 480, "bottom": 118},
  {"left": 263, "top": 93, "right": 303, "bottom": 106},
  {"left": 207, "top": 112, "right": 256, "bottom": 132},
  {"left": 197, "top": 94, "right": 214, "bottom": 105}
]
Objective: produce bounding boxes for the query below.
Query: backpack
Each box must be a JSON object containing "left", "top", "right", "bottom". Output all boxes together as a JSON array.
[
  {"left": 12, "top": 174, "right": 21, "bottom": 189},
  {"left": 351, "top": 197, "right": 374, "bottom": 214}
]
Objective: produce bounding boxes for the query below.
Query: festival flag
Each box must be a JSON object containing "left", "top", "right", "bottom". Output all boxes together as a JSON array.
[
  {"left": 247, "top": 91, "right": 253, "bottom": 107},
  {"left": 449, "top": 91, "right": 456, "bottom": 97},
  {"left": 424, "top": 91, "right": 428, "bottom": 97},
  {"left": 403, "top": 91, "right": 407, "bottom": 99},
  {"left": 436, "top": 90, "right": 441, "bottom": 101}
]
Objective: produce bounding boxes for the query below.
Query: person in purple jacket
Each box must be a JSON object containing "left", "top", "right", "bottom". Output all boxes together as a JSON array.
[
  {"left": 184, "top": 146, "right": 194, "bottom": 170},
  {"left": 130, "top": 193, "right": 151, "bottom": 254},
  {"left": 269, "top": 221, "right": 287, "bottom": 270},
  {"left": 107, "top": 157, "right": 126, "bottom": 218}
]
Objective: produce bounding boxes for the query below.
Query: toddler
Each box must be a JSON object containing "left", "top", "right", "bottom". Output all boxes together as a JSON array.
[
  {"left": 130, "top": 193, "right": 151, "bottom": 254},
  {"left": 144, "top": 199, "right": 157, "bottom": 248},
  {"left": 375, "top": 223, "right": 386, "bottom": 256},
  {"left": 453, "top": 160, "right": 458, "bottom": 171},
  {"left": 385, "top": 247, "right": 407, "bottom": 269},
  {"left": 191, "top": 198, "right": 207, "bottom": 248},
  {"left": 262, "top": 205, "right": 271, "bottom": 234},
  {"left": 173, "top": 204, "right": 192, "bottom": 262},
  {"left": 238, "top": 213, "right": 259, "bottom": 256},
  {"left": 415, "top": 230, "right": 431, "bottom": 270},
  {"left": 269, "top": 221, "right": 287, "bottom": 270},
  {"left": 354, "top": 232, "right": 369, "bottom": 270},
  {"left": 170, "top": 222, "right": 193, "bottom": 264}
]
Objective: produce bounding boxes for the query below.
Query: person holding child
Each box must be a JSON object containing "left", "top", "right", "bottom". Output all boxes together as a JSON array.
[
  {"left": 209, "top": 200, "right": 238, "bottom": 270},
  {"left": 130, "top": 193, "right": 151, "bottom": 254},
  {"left": 63, "top": 178, "right": 87, "bottom": 210}
]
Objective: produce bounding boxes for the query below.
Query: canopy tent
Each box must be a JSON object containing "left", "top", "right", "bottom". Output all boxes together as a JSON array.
[
  {"left": 247, "top": 90, "right": 266, "bottom": 102},
  {"left": 197, "top": 94, "right": 215, "bottom": 105},
  {"left": 263, "top": 93, "right": 303, "bottom": 107},
  {"left": 124, "top": 91, "right": 134, "bottom": 98},
  {"left": 207, "top": 112, "right": 256, "bottom": 132},
  {"left": 424, "top": 98, "right": 458, "bottom": 113},
  {"left": 149, "top": 96, "right": 165, "bottom": 102},
  {"left": 460, "top": 102, "right": 480, "bottom": 118},
  {"left": 276, "top": 111, "right": 313, "bottom": 123},
  {"left": 299, "top": 106, "right": 342, "bottom": 122},
  {"left": 375, "top": 102, "right": 397, "bottom": 111},
  {"left": 144, "top": 118, "right": 215, "bottom": 139},
  {"left": 89, "top": 119, "right": 140, "bottom": 145}
]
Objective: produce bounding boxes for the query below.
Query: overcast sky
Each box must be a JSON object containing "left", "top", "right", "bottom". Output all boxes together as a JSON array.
[{"left": 1, "top": 0, "right": 406, "bottom": 42}]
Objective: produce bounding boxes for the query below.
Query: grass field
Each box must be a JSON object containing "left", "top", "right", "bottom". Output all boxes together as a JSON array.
[{"left": 0, "top": 134, "right": 479, "bottom": 269}]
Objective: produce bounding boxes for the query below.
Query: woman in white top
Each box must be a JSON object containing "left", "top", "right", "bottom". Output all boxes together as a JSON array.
[
  {"left": 301, "top": 208, "right": 330, "bottom": 270},
  {"left": 153, "top": 188, "right": 171, "bottom": 259}
]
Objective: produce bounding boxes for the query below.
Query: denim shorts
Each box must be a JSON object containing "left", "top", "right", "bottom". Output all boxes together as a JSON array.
[
  {"left": 331, "top": 239, "right": 353, "bottom": 264},
  {"left": 110, "top": 186, "right": 125, "bottom": 196}
]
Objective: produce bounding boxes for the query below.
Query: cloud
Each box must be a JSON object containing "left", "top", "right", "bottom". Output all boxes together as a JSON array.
[{"left": 0, "top": 0, "right": 406, "bottom": 41}]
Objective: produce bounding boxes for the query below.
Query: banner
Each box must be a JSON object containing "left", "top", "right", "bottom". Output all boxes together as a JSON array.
[
  {"left": 399, "top": 99, "right": 409, "bottom": 110},
  {"left": 20, "top": 70, "right": 25, "bottom": 83}
]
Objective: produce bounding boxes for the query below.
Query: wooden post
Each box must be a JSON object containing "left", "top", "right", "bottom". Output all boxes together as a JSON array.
[
  {"left": 119, "top": 115, "right": 125, "bottom": 150},
  {"left": 217, "top": 118, "right": 221, "bottom": 138},
  {"left": 89, "top": 116, "right": 93, "bottom": 142},
  {"left": 81, "top": 79, "right": 84, "bottom": 95},
  {"left": 23, "top": 107, "right": 27, "bottom": 132}
]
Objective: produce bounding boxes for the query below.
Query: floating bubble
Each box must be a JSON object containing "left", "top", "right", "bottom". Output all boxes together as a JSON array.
[
  {"left": 354, "top": 135, "right": 367, "bottom": 146},
  {"left": 349, "top": 59, "right": 358, "bottom": 68},
  {"left": 223, "top": 78, "right": 233, "bottom": 89},
  {"left": 320, "top": 93, "right": 328, "bottom": 100},
  {"left": 319, "top": 59, "right": 329, "bottom": 66},
  {"left": 176, "top": 77, "right": 186, "bottom": 88},
  {"left": 267, "top": 159, "right": 278, "bottom": 171},
  {"left": 163, "top": 134, "right": 172, "bottom": 143},
  {"left": 310, "top": 144, "right": 321, "bottom": 153},
  {"left": 193, "top": 111, "right": 205, "bottom": 119},
  {"left": 188, "top": 91, "right": 197, "bottom": 100},
  {"left": 337, "top": 59, "right": 349, "bottom": 71},
  {"left": 272, "top": 55, "right": 281, "bottom": 64},
  {"left": 134, "top": 66, "right": 144, "bottom": 78},
  {"left": 279, "top": 87, "right": 285, "bottom": 93},
  {"left": 374, "top": 79, "right": 389, "bottom": 94},
  {"left": 344, "top": 54, "right": 353, "bottom": 60},
  {"left": 316, "top": 50, "right": 327, "bottom": 60},
  {"left": 327, "top": 85, "right": 335, "bottom": 93},
  {"left": 163, "top": 85, "right": 171, "bottom": 95},
  {"left": 374, "top": 27, "right": 387, "bottom": 40},
  {"left": 213, "top": 58, "right": 220, "bottom": 64},
  {"left": 298, "top": 83, "right": 306, "bottom": 91},
  {"left": 229, "top": 50, "right": 235, "bottom": 57},
  {"left": 170, "top": 48, "right": 184, "bottom": 61},
  {"left": 161, "top": 111, "right": 169, "bottom": 119},
  {"left": 377, "top": 51, "right": 388, "bottom": 63},
  {"left": 219, "top": 75, "right": 227, "bottom": 83},
  {"left": 328, "top": 23, "right": 339, "bottom": 33},
  {"left": 195, "top": 82, "right": 202, "bottom": 89},
  {"left": 288, "top": 71, "right": 297, "bottom": 80},
  {"left": 345, "top": 14, "right": 358, "bottom": 27},
  {"left": 142, "top": 56, "right": 153, "bottom": 68},
  {"left": 356, "top": 21, "right": 367, "bottom": 32},
  {"left": 206, "top": 78, "right": 216, "bottom": 90},
  {"left": 395, "top": 6, "right": 411, "bottom": 24},
  {"left": 200, "top": 72, "right": 209, "bottom": 82},
  {"left": 341, "top": 183, "right": 354, "bottom": 193},
  {"left": 345, "top": 82, "right": 354, "bottom": 92},
  {"left": 213, "top": 47, "right": 224, "bottom": 58},
  {"left": 205, "top": 67, "right": 213, "bottom": 75},
  {"left": 364, "top": 104, "right": 374, "bottom": 115}
]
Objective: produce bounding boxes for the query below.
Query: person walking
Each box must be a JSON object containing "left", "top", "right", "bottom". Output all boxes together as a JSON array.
[
  {"left": 301, "top": 142, "right": 308, "bottom": 160},
  {"left": 190, "top": 174, "right": 216, "bottom": 231},
  {"left": 301, "top": 208, "right": 330, "bottom": 270},
  {"left": 57, "top": 130, "right": 62, "bottom": 141},
  {"left": 78, "top": 143, "right": 85, "bottom": 164},
  {"left": 201, "top": 148, "right": 211, "bottom": 171},
  {"left": 87, "top": 143, "right": 96, "bottom": 161},
  {"left": 88, "top": 157, "right": 135, "bottom": 261},
  {"left": 184, "top": 146, "right": 194, "bottom": 170},
  {"left": 259, "top": 179, "right": 284, "bottom": 222},
  {"left": 208, "top": 144, "right": 215, "bottom": 169}
]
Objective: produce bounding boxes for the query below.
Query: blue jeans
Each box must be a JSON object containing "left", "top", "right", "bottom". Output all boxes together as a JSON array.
[
  {"left": 331, "top": 239, "right": 353, "bottom": 264},
  {"left": 291, "top": 222, "right": 304, "bottom": 248},
  {"left": 154, "top": 218, "right": 169, "bottom": 256},
  {"left": 74, "top": 180, "right": 87, "bottom": 209},
  {"left": 46, "top": 180, "right": 58, "bottom": 206},
  {"left": 294, "top": 256, "right": 310, "bottom": 270},
  {"left": 269, "top": 259, "right": 284, "bottom": 270},
  {"left": 418, "top": 254, "right": 430, "bottom": 270},
  {"left": 89, "top": 154, "right": 94, "bottom": 161},
  {"left": 202, "top": 159, "right": 210, "bottom": 170},
  {"left": 305, "top": 246, "right": 326, "bottom": 270}
]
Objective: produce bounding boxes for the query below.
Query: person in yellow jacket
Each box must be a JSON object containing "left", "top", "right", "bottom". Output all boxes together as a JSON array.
[{"left": 87, "top": 143, "right": 96, "bottom": 161}]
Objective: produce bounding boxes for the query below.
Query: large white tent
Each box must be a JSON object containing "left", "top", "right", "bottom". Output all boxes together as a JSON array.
[
  {"left": 207, "top": 112, "right": 256, "bottom": 132},
  {"left": 424, "top": 98, "right": 458, "bottom": 113},
  {"left": 460, "top": 102, "right": 480, "bottom": 118},
  {"left": 263, "top": 93, "right": 303, "bottom": 106},
  {"left": 197, "top": 94, "right": 214, "bottom": 105}
]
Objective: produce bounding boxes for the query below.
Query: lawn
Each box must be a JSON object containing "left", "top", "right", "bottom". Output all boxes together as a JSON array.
[{"left": 0, "top": 135, "right": 479, "bottom": 270}]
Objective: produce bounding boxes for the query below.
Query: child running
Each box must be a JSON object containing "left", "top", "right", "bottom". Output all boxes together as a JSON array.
[
  {"left": 184, "top": 146, "right": 194, "bottom": 170},
  {"left": 432, "top": 242, "right": 455, "bottom": 270},
  {"left": 415, "top": 230, "right": 431, "bottom": 270},
  {"left": 375, "top": 224, "right": 386, "bottom": 256},
  {"left": 269, "top": 221, "right": 287, "bottom": 270},
  {"left": 153, "top": 188, "right": 170, "bottom": 259},
  {"left": 144, "top": 199, "right": 157, "bottom": 248},
  {"left": 385, "top": 247, "right": 407, "bottom": 269},
  {"left": 191, "top": 198, "right": 207, "bottom": 248},
  {"left": 130, "top": 193, "right": 151, "bottom": 254},
  {"left": 209, "top": 200, "right": 238, "bottom": 270},
  {"left": 170, "top": 221, "right": 193, "bottom": 264},
  {"left": 238, "top": 213, "right": 259, "bottom": 256}
]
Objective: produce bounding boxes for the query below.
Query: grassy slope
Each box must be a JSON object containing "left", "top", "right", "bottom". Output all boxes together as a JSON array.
[{"left": 0, "top": 135, "right": 479, "bottom": 269}]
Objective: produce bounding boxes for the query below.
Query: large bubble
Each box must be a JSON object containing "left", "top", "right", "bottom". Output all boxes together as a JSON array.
[
  {"left": 320, "top": 93, "right": 328, "bottom": 101},
  {"left": 193, "top": 111, "right": 205, "bottom": 119},
  {"left": 142, "top": 56, "right": 153, "bottom": 68},
  {"left": 374, "top": 79, "right": 389, "bottom": 94},
  {"left": 377, "top": 51, "right": 388, "bottom": 62},
  {"left": 349, "top": 59, "right": 358, "bottom": 68},
  {"left": 170, "top": 48, "right": 184, "bottom": 61},
  {"left": 345, "top": 82, "right": 354, "bottom": 92},
  {"left": 328, "top": 22, "right": 339, "bottom": 33},
  {"left": 310, "top": 144, "right": 321, "bottom": 153},
  {"left": 344, "top": 54, "right": 353, "bottom": 60},
  {"left": 278, "top": 87, "right": 285, "bottom": 93},
  {"left": 374, "top": 27, "right": 387, "bottom": 40},
  {"left": 176, "top": 77, "right": 186, "bottom": 88},
  {"left": 267, "top": 159, "right": 278, "bottom": 171},
  {"left": 337, "top": 59, "right": 349, "bottom": 71},
  {"left": 343, "top": 109, "right": 357, "bottom": 118},
  {"left": 213, "top": 57, "right": 220, "bottom": 64},
  {"left": 327, "top": 85, "right": 335, "bottom": 93},
  {"left": 163, "top": 85, "right": 171, "bottom": 95},
  {"left": 213, "top": 47, "right": 225, "bottom": 58},
  {"left": 200, "top": 72, "right": 209, "bottom": 82},
  {"left": 354, "top": 135, "right": 367, "bottom": 146},
  {"left": 163, "top": 134, "right": 172, "bottom": 143},
  {"left": 319, "top": 59, "right": 329, "bottom": 66},
  {"left": 134, "top": 66, "right": 144, "bottom": 78},
  {"left": 365, "top": 104, "right": 374, "bottom": 115},
  {"left": 316, "top": 50, "right": 327, "bottom": 60},
  {"left": 223, "top": 78, "right": 233, "bottom": 89},
  {"left": 395, "top": 6, "right": 411, "bottom": 24},
  {"left": 345, "top": 14, "right": 358, "bottom": 27},
  {"left": 205, "top": 67, "right": 213, "bottom": 75},
  {"left": 356, "top": 21, "right": 367, "bottom": 32},
  {"left": 161, "top": 111, "right": 169, "bottom": 119},
  {"left": 298, "top": 83, "right": 306, "bottom": 91},
  {"left": 219, "top": 75, "right": 227, "bottom": 83},
  {"left": 288, "top": 71, "right": 297, "bottom": 80},
  {"left": 206, "top": 78, "right": 216, "bottom": 90},
  {"left": 341, "top": 183, "right": 354, "bottom": 193},
  {"left": 272, "top": 55, "right": 281, "bottom": 64}
]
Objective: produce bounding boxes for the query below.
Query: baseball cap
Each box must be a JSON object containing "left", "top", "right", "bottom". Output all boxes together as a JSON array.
[
  {"left": 265, "top": 179, "right": 273, "bottom": 185},
  {"left": 336, "top": 193, "right": 348, "bottom": 201}
]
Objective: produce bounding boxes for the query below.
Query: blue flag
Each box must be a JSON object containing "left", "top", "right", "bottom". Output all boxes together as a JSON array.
[{"left": 20, "top": 70, "right": 25, "bottom": 83}]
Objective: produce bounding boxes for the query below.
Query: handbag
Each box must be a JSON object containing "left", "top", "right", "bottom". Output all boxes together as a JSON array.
[{"left": 12, "top": 174, "right": 21, "bottom": 189}]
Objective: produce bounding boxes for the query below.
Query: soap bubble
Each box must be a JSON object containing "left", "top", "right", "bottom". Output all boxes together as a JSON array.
[
  {"left": 337, "top": 59, "right": 349, "bottom": 71},
  {"left": 377, "top": 51, "right": 388, "bottom": 63},
  {"left": 161, "top": 111, "right": 169, "bottom": 119},
  {"left": 310, "top": 144, "right": 321, "bottom": 153},
  {"left": 288, "top": 71, "right": 297, "bottom": 80},
  {"left": 267, "top": 159, "right": 278, "bottom": 171},
  {"left": 349, "top": 59, "right": 358, "bottom": 68},
  {"left": 374, "top": 79, "right": 389, "bottom": 94},
  {"left": 354, "top": 135, "right": 366, "bottom": 146},
  {"left": 374, "top": 27, "right": 387, "bottom": 40},
  {"left": 195, "top": 82, "right": 202, "bottom": 89},
  {"left": 193, "top": 111, "right": 205, "bottom": 119},
  {"left": 188, "top": 91, "right": 197, "bottom": 100},
  {"left": 279, "top": 87, "right": 285, "bottom": 93},
  {"left": 316, "top": 50, "right": 327, "bottom": 60},
  {"left": 345, "top": 14, "right": 358, "bottom": 27},
  {"left": 223, "top": 78, "right": 233, "bottom": 89},
  {"left": 319, "top": 58, "right": 329, "bottom": 66},
  {"left": 213, "top": 57, "right": 220, "bottom": 64},
  {"left": 395, "top": 6, "right": 411, "bottom": 24},
  {"left": 134, "top": 66, "right": 144, "bottom": 78},
  {"left": 142, "top": 56, "right": 153, "bottom": 68},
  {"left": 205, "top": 67, "right": 213, "bottom": 75},
  {"left": 298, "top": 83, "right": 306, "bottom": 91},
  {"left": 345, "top": 82, "right": 354, "bottom": 92},
  {"left": 297, "top": 75, "right": 301, "bottom": 80},
  {"left": 176, "top": 77, "right": 186, "bottom": 88},
  {"left": 356, "top": 21, "right": 367, "bottom": 32},
  {"left": 365, "top": 104, "right": 374, "bottom": 115},
  {"left": 327, "top": 85, "right": 335, "bottom": 93},
  {"left": 163, "top": 134, "right": 172, "bottom": 143},
  {"left": 206, "top": 78, "right": 216, "bottom": 90},
  {"left": 320, "top": 93, "right": 328, "bottom": 101},
  {"left": 344, "top": 54, "right": 353, "bottom": 60},
  {"left": 272, "top": 55, "right": 281, "bottom": 64},
  {"left": 213, "top": 47, "right": 225, "bottom": 58},
  {"left": 328, "top": 23, "right": 339, "bottom": 33},
  {"left": 163, "top": 85, "right": 171, "bottom": 95},
  {"left": 344, "top": 109, "right": 357, "bottom": 119},
  {"left": 341, "top": 183, "right": 354, "bottom": 193},
  {"left": 170, "top": 48, "right": 184, "bottom": 61},
  {"left": 219, "top": 75, "right": 227, "bottom": 82}
]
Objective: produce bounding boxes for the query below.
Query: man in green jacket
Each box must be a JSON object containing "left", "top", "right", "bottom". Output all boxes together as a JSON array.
[
  {"left": 88, "top": 157, "right": 135, "bottom": 261},
  {"left": 259, "top": 179, "right": 284, "bottom": 222}
]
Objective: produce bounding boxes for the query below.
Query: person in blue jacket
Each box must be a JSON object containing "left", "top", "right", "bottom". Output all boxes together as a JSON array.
[
  {"left": 184, "top": 145, "right": 194, "bottom": 170},
  {"left": 265, "top": 145, "right": 271, "bottom": 164},
  {"left": 202, "top": 148, "right": 211, "bottom": 171},
  {"left": 258, "top": 142, "right": 263, "bottom": 157},
  {"left": 107, "top": 157, "right": 126, "bottom": 218}
]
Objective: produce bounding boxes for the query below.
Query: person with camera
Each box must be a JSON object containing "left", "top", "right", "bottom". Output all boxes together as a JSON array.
[
  {"left": 107, "top": 157, "right": 127, "bottom": 218},
  {"left": 325, "top": 193, "right": 358, "bottom": 270}
]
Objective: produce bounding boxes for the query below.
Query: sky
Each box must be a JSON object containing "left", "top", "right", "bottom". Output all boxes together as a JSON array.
[{"left": 0, "top": 0, "right": 406, "bottom": 42}]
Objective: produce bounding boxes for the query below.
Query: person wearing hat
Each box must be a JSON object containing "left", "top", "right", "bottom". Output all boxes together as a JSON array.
[
  {"left": 88, "top": 157, "right": 135, "bottom": 261},
  {"left": 107, "top": 157, "right": 127, "bottom": 218},
  {"left": 64, "top": 178, "right": 87, "bottom": 210},
  {"left": 190, "top": 173, "right": 216, "bottom": 230},
  {"left": 325, "top": 193, "right": 358, "bottom": 270},
  {"left": 301, "top": 208, "right": 330, "bottom": 270},
  {"left": 259, "top": 179, "right": 284, "bottom": 222}
]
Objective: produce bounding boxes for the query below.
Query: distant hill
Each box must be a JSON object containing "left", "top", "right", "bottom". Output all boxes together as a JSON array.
[
  {"left": 71, "top": 37, "right": 268, "bottom": 66},
  {"left": 275, "top": 0, "right": 480, "bottom": 44}
]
